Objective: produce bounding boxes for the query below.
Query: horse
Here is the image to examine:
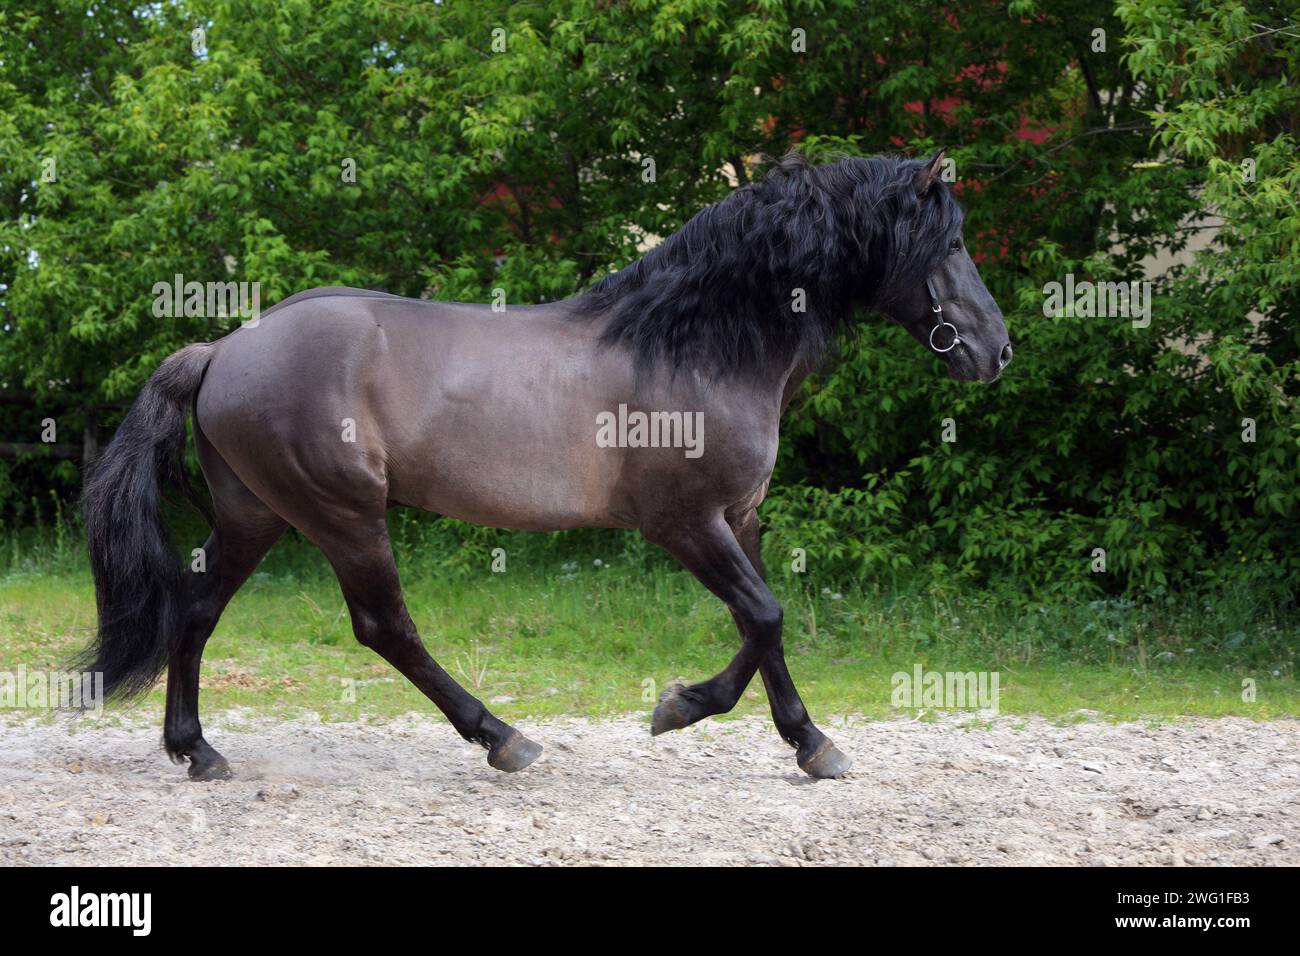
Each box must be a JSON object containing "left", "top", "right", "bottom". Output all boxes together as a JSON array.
[{"left": 80, "top": 149, "right": 1011, "bottom": 781}]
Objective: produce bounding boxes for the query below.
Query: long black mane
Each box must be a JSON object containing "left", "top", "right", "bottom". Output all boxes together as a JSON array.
[{"left": 572, "top": 152, "right": 965, "bottom": 379}]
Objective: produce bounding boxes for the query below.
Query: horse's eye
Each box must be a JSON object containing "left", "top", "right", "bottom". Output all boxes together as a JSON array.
[{"left": 949, "top": 238, "right": 963, "bottom": 253}]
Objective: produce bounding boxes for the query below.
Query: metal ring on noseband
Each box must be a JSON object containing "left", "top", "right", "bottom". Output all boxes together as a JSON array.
[
  {"left": 929, "top": 320, "right": 961, "bottom": 353},
  {"left": 926, "top": 276, "right": 961, "bottom": 354}
]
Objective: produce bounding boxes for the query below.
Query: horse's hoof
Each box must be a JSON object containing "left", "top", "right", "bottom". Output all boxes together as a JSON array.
[
  {"left": 488, "top": 731, "right": 543, "bottom": 772},
  {"left": 798, "top": 739, "right": 852, "bottom": 779},
  {"left": 651, "top": 682, "right": 692, "bottom": 736},
  {"left": 188, "top": 754, "right": 232, "bottom": 782}
]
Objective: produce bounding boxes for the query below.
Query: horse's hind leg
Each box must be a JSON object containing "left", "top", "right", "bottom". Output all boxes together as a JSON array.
[
  {"left": 645, "top": 512, "right": 851, "bottom": 779},
  {"left": 164, "top": 521, "right": 284, "bottom": 779},
  {"left": 310, "top": 515, "right": 541, "bottom": 772},
  {"left": 165, "top": 438, "right": 286, "bottom": 780},
  {"left": 163, "top": 489, "right": 286, "bottom": 782}
]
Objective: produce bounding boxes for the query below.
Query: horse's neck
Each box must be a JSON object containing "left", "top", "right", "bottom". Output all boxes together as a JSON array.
[{"left": 777, "top": 354, "right": 817, "bottom": 415}]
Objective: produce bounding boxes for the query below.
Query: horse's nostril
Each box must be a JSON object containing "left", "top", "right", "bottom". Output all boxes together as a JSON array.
[{"left": 999, "top": 343, "right": 1014, "bottom": 367}]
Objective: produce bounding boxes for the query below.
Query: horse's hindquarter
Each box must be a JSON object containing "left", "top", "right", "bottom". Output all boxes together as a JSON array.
[{"left": 196, "top": 291, "right": 782, "bottom": 533}]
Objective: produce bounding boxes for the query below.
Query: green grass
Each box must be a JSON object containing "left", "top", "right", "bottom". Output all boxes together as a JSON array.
[{"left": 1, "top": 531, "right": 1296, "bottom": 726}]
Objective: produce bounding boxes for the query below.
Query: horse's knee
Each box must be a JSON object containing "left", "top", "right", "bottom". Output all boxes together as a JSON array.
[{"left": 745, "top": 599, "right": 783, "bottom": 649}]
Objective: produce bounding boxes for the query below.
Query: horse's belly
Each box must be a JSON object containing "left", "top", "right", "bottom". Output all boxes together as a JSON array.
[{"left": 386, "top": 435, "right": 629, "bottom": 531}]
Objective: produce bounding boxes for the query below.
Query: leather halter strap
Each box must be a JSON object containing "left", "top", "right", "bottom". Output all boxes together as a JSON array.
[{"left": 926, "top": 277, "right": 961, "bottom": 353}]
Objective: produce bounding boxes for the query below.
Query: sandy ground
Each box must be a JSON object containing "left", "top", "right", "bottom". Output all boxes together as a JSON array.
[{"left": 0, "top": 710, "right": 1296, "bottom": 866}]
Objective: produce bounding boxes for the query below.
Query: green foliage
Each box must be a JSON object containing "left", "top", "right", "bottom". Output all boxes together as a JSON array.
[
  {"left": 0, "top": 0, "right": 1295, "bottom": 601},
  {"left": 767, "top": 0, "right": 1300, "bottom": 599}
]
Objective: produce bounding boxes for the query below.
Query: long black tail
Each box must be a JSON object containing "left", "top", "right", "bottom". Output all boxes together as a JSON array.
[{"left": 80, "top": 343, "right": 214, "bottom": 700}]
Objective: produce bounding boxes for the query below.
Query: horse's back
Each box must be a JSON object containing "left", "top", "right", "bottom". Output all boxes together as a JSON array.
[{"left": 194, "top": 287, "right": 634, "bottom": 528}]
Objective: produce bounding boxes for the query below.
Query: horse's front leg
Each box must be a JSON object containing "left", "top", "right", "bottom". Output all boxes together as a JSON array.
[
  {"left": 729, "top": 510, "right": 850, "bottom": 778},
  {"left": 642, "top": 514, "right": 852, "bottom": 778}
]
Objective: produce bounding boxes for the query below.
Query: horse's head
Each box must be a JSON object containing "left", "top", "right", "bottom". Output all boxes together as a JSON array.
[{"left": 879, "top": 150, "right": 1012, "bottom": 384}]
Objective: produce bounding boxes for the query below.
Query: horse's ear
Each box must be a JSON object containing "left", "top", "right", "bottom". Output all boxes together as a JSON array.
[{"left": 915, "top": 148, "right": 946, "bottom": 196}]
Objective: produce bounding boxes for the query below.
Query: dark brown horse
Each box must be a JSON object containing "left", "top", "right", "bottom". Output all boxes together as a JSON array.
[{"left": 81, "top": 150, "right": 1010, "bottom": 781}]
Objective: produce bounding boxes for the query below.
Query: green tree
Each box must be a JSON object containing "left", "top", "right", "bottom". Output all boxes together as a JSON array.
[{"left": 1, "top": 0, "right": 1295, "bottom": 597}]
